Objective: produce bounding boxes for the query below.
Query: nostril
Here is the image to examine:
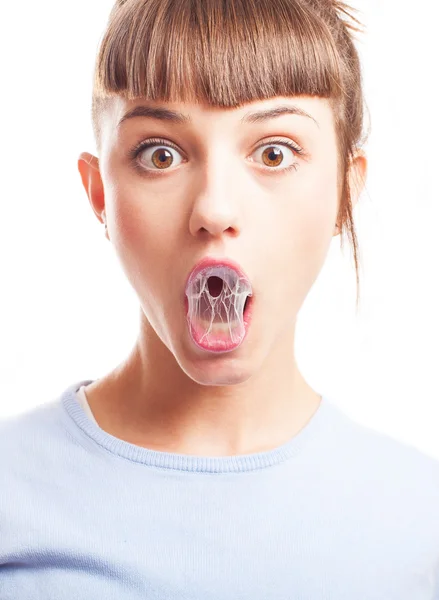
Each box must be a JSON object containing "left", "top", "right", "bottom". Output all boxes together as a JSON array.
[{"left": 207, "top": 276, "right": 223, "bottom": 297}]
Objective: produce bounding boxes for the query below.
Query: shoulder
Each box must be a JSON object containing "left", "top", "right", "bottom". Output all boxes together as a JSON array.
[
  {"left": 333, "top": 406, "right": 439, "bottom": 499},
  {"left": 0, "top": 397, "right": 68, "bottom": 481},
  {"left": 0, "top": 397, "right": 63, "bottom": 441},
  {"left": 0, "top": 381, "right": 84, "bottom": 456}
]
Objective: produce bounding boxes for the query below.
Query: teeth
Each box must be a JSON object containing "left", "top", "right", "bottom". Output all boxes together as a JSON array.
[{"left": 197, "top": 320, "right": 241, "bottom": 331}]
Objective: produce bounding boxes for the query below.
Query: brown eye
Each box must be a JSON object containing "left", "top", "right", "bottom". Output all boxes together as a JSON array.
[
  {"left": 134, "top": 142, "right": 184, "bottom": 172},
  {"left": 251, "top": 141, "right": 298, "bottom": 171},
  {"left": 151, "top": 148, "right": 174, "bottom": 169},
  {"left": 261, "top": 146, "right": 284, "bottom": 167}
]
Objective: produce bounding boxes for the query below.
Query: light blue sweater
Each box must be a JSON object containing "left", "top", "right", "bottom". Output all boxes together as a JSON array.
[{"left": 1, "top": 379, "right": 439, "bottom": 599}]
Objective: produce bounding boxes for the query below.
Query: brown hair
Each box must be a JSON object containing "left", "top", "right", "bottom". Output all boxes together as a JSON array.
[{"left": 91, "top": 0, "right": 370, "bottom": 310}]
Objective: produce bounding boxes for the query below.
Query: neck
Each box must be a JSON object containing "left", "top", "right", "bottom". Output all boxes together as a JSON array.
[{"left": 85, "top": 311, "right": 322, "bottom": 456}]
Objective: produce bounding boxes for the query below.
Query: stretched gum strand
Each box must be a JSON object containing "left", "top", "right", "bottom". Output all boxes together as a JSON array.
[{"left": 185, "top": 265, "right": 252, "bottom": 344}]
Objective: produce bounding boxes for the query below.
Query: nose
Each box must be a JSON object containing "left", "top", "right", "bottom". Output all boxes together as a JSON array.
[{"left": 188, "top": 156, "right": 243, "bottom": 239}]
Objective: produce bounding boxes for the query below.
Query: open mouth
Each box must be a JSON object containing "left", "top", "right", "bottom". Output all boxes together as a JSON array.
[{"left": 185, "top": 264, "right": 254, "bottom": 353}]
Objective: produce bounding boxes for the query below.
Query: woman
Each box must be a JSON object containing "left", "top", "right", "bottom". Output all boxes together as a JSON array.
[{"left": 2, "top": 0, "right": 438, "bottom": 597}]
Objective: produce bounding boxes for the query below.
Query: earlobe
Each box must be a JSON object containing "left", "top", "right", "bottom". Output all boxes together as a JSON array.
[{"left": 77, "top": 152, "right": 106, "bottom": 226}]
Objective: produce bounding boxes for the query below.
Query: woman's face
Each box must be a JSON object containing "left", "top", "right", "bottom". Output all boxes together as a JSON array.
[{"left": 80, "top": 95, "right": 360, "bottom": 385}]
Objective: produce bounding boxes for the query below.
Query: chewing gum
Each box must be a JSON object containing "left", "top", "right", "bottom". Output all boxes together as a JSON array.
[{"left": 185, "top": 265, "right": 252, "bottom": 345}]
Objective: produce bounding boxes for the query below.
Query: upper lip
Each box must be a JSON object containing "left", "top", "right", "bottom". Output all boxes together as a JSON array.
[{"left": 185, "top": 256, "right": 252, "bottom": 293}]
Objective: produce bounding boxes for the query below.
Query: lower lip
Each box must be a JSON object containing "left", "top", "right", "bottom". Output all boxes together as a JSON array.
[{"left": 184, "top": 296, "right": 254, "bottom": 354}]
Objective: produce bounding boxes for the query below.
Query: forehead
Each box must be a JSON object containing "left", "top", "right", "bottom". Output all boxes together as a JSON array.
[{"left": 106, "top": 94, "right": 334, "bottom": 135}]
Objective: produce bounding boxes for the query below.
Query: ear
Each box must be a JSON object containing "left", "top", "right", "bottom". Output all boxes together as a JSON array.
[
  {"left": 348, "top": 149, "right": 368, "bottom": 211},
  {"left": 77, "top": 152, "right": 109, "bottom": 240},
  {"left": 334, "top": 149, "right": 368, "bottom": 236}
]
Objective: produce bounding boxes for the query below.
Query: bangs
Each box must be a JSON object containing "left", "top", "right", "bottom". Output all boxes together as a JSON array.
[{"left": 93, "top": 0, "right": 355, "bottom": 109}]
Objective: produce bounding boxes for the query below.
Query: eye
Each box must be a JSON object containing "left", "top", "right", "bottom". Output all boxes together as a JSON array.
[
  {"left": 130, "top": 138, "right": 185, "bottom": 172},
  {"left": 250, "top": 138, "right": 303, "bottom": 172}
]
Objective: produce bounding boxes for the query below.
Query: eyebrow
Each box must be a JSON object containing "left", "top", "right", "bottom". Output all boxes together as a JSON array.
[{"left": 117, "top": 104, "right": 319, "bottom": 129}]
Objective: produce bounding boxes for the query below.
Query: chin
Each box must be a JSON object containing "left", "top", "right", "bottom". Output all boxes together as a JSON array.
[{"left": 174, "top": 340, "right": 256, "bottom": 387}]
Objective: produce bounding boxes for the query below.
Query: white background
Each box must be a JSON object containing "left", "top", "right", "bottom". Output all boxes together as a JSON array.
[{"left": 0, "top": 0, "right": 438, "bottom": 459}]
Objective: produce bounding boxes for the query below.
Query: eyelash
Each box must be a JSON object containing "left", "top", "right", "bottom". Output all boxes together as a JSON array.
[{"left": 128, "top": 136, "right": 306, "bottom": 177}]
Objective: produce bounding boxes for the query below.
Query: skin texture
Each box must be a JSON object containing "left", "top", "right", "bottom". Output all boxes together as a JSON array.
[{"left": 77, "top": 95, "right": 367, "bottom": 456}]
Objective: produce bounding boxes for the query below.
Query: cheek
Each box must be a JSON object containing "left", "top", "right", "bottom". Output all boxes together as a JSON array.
[
  {"left": 111, "top": 184, "right": 181, "bottom": 254},
  {"left": 108, "top": 186, "right": 185, "bottom": 306},
  {"left": 272, "top": 167, "right": 338, "bottom": 292},
  {"left": 105, "top": 149, "right": 183, "bottom": 253},
  {"left": 294, "top": 164, "right": 338, "bottom": 244}
]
